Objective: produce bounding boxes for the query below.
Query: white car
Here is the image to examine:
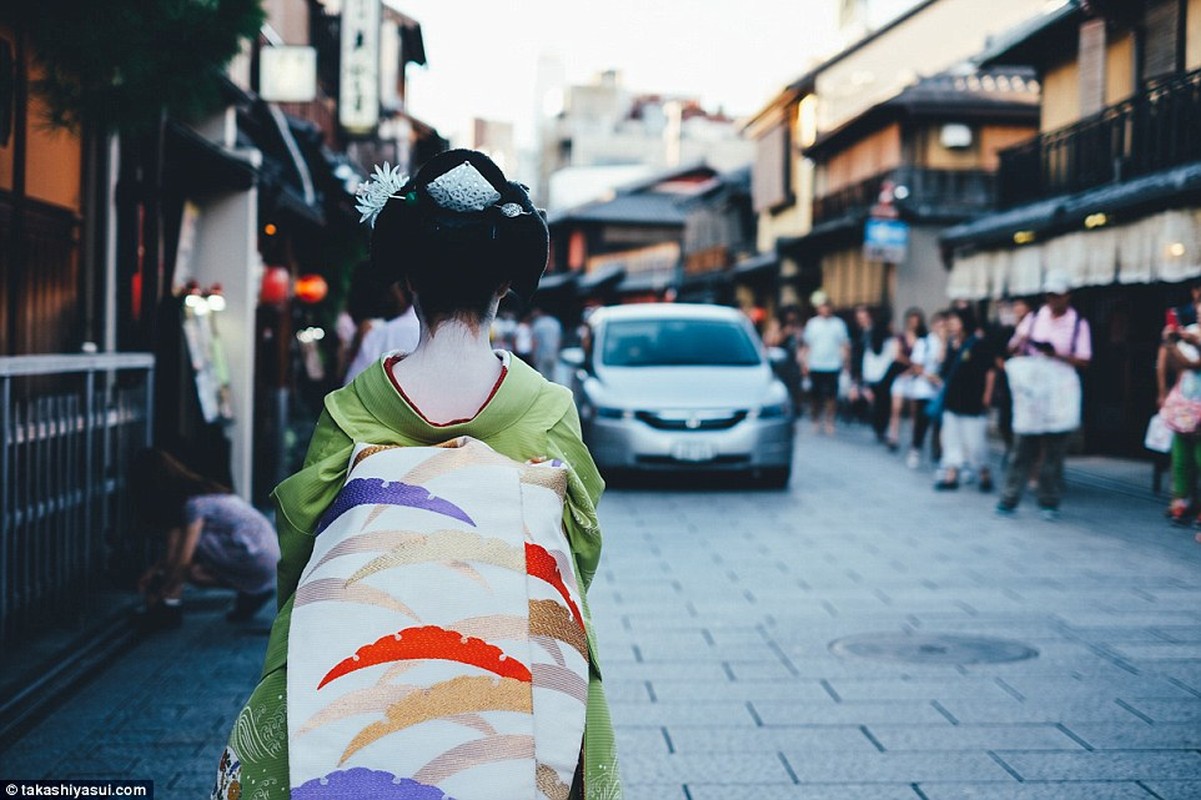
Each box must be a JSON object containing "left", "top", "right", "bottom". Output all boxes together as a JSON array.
[{"left": 560, "top": 303, "right": 795, "bottom": 487}]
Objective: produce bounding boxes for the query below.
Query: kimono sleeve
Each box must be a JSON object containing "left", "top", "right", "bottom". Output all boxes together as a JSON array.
[
  {"left": 270, "top": 408, "right": 354, "bottom": 608},
  {"left": 545, "top": 399, "right": 605, "bottom": 591}
]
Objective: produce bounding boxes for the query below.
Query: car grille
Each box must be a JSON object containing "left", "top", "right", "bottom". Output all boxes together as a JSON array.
[
  {"left": 634, "top": 410, "right": 748, "bottom": 431},
  {"left": 636, "top": 454, "right": 752, "bottom": 465}
]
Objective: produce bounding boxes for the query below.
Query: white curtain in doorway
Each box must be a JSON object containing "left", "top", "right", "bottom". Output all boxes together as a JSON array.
[
  {"left": 1044, "top": 234, "right": 1085, "bottom": 287},
  {"left": 1154, "top": 209, "right": 1201, "bottom": 284},
  {"left": 1009, "top": 244, "right": 1043, "bottom": 295},
  {"left": 946, "top": 253, "right": 979, "bottom": 300},
  {"left": 987, "top": 249, "right": 1011, "bottom": 299},
  {"left": 1082, "top": 227, "right": 1118, "bottom": 286},
  {"left": 1117, "top": 215, "right": 1157, "bottom": 284}
]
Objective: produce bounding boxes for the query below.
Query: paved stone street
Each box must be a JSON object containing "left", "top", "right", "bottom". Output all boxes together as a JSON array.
[{"left": 3, "top": 428, "right": 1201, "bottom": 798}]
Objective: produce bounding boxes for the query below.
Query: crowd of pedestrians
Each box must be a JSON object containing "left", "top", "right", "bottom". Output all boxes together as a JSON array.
[{"left": 767, "top": 275, "right": 1092, "bottom": 521}]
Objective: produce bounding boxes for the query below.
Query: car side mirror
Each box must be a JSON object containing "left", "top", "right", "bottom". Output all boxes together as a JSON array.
[
  {"left": 560, "top": 347, "right": 585, "bottom": 368},
  {"left": 767, "top": 346, "right": 787, "bottom": 365}
]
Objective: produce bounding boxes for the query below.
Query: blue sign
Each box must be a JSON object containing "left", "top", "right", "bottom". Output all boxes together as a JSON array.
[{"left": 863, "top": 218, "right": 910, "bottom": 263}]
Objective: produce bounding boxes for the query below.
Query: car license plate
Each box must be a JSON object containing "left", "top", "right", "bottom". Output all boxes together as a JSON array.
[{"left": 671, "top": 441, "right": 715, "bottom": 462}]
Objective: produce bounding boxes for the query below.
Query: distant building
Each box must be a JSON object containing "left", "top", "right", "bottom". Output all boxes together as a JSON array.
[
  {"left": 943, "top": 0, "right": 1201, "bottom": 457},
  {"left": 538, "top": 71, "right": 753, "bottom": 211},
  {"left": 470, "top": 117, "right": 517, "bottom": 175},
  {"left": 546, "top": 164, "right": 756, "bottom": 309},
  {"left": 743, "top": 0, "right": 1049, "bottom": 316},
  {"left": 792, "top": 67, "right": 1040, "bottom": 318}
]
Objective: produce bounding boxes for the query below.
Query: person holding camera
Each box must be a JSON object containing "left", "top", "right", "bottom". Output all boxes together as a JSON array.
[
  {"left": 1157, "top": 279, "right": 1201, "bottom": 525},
  {"left": 996, "top": 271, "right": 1091, "bottom": 520}
]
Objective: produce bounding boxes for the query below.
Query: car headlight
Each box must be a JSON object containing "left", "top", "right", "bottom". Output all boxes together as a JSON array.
[
  {"left": 756, "top": 400, "right": 792, "bottom": 419},
  {"left": 594, "top": 406, "right": 626, "bottom": 419},
  {"left": 749, "top": 381, "right": 792, "bottom": 420}
]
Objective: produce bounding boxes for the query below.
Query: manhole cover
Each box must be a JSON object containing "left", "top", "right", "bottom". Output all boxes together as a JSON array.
[{"left": 829, "top": 633, "right": 1039, "bottom": 665}]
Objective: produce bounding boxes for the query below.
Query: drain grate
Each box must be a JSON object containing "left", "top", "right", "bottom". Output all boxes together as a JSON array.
[{"left": 829, "top": 633, "right": 1039, "bottom": 665}]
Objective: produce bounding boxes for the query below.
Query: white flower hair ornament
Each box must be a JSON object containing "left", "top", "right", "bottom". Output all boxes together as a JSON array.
[
  {"left": 356, "top": 159, "right": 538, "bottom": 230},
  {"left": 354, "top": 162, "right": 412, "bottom": 229}
]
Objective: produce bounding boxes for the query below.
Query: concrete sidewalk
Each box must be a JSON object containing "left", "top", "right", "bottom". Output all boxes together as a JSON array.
[{"left": 2, "top": 427, "right": 1200, "bottom": 799}]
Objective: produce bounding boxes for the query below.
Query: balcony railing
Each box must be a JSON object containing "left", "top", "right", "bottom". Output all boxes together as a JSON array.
[
  {"left": 997, "top": 67, "right": 1201, "bottom": 208},
  {"left": 0, "top": 354, "right": 154, "bottom": 651},
  {"left": 812, "top": 167, "right": 997, "bottom": 226}
]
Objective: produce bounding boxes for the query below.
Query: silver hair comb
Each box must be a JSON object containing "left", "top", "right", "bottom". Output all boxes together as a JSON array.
[{"left": 426, "top": 161, "right": 502, "bottom": 212}]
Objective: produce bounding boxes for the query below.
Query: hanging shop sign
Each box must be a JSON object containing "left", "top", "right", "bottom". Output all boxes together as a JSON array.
[
  {"left": 863, "top": 218, "right": 910, "bottom": 264},
  {"left": 339, "top": 0, "right": 381, "bottom": 134},
  {"left": 260, "top": 46, "right": 318, "bottom": 103}
]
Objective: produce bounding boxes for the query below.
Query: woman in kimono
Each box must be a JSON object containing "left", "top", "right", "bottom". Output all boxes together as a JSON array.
[{"left": 210, "top": 150, "right": 620, "bottom": 800}]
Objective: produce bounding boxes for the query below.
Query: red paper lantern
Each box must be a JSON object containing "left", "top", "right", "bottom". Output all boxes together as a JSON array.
[
  {"left": 295, "top": 273, "right": 329, "bottom": 305},
  {"left": 260, "top": 266, "right": 290, "bottom": 305}
]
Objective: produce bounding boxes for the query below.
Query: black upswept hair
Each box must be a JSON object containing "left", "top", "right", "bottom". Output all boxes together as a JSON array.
[{"left": 369, "top": 149, "right": 549, "bottom": 330}]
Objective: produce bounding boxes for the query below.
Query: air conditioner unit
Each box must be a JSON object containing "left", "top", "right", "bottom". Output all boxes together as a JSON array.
[{"left": 941, "top": 124, "right": 973, "bottom": 150}]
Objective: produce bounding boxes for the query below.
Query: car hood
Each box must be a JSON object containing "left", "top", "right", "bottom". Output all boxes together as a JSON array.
[{"left": 590, "top": 365, "right": 774, "bottom": 410}]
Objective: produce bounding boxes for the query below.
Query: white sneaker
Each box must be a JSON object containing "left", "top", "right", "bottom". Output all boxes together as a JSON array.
[{"left": 905, "top": 449, "right": 921, "bottom": 469}]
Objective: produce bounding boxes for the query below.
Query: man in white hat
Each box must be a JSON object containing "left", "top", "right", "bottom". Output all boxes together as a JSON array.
[
  {"left": 800, "top": 290, "right": 850, "bottom": 435},
  {"left": 996, "top": 269, "right": 1091, "bottom": 520}
]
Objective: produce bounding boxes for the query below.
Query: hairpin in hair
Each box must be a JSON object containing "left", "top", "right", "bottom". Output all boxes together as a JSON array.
[
  {"left": 355, "top": 162, "right": 410, "bottom": 228},
  {"left": 426, "top": 161, "right": 502, "bottom": 213}
]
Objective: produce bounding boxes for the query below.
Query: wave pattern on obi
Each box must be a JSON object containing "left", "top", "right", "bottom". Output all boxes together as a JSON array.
[{"left": 287, "top": 437, "right": 586, "bottom": 800}]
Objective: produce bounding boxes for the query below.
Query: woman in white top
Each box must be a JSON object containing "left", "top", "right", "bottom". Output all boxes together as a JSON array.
[
  {"left": 855, "top": 306, "right": 901, "bottom": 443},
  {"left": 889, "top": 309, "right": 947, "bottom": 467}
]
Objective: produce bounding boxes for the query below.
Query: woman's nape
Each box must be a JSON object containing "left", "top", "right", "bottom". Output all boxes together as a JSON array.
[{"left": 390, "top": 282, "right": 510, "bottom": 425}]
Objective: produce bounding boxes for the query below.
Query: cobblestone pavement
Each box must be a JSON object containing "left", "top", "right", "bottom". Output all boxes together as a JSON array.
[{"left": 3, "top": 427, "right": 1201, "bottom": 799}]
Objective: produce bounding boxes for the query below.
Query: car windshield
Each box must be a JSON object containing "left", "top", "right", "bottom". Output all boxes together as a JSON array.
[{"left": 600, "top": 318, "right": 761, "bottom": 367}]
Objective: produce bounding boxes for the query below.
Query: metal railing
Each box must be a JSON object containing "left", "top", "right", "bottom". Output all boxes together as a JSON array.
[
  {"left": 812, "top": 167, "right": 997, "bottom": 225},
  {"left": 0, "top": 353, "right": 154, "bottom": 650},
  {"left": 997, "top": 66, "right": 1201, "bottom": 208}
]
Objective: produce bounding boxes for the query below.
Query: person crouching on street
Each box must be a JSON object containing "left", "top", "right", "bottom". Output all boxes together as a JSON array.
[{"left": 132, "top": 448, "right": 279, "bottom": 628}]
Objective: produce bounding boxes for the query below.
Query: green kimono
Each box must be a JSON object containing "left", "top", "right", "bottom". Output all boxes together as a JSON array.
[{"left": 214, "top": 354, "right": 621, "bottom": 800}]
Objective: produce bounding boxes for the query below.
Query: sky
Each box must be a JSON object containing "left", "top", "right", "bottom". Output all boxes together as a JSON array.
[{"left": 393, "top": 0, "right": 900, "bottom": 150}]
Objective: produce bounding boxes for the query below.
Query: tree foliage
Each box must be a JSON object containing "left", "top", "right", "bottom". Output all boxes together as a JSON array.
[{"left": 22, "top": 0, "right": 265, "bottom": 133}]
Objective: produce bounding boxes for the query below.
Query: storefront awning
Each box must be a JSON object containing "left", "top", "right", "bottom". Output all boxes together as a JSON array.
[
  {"left": 238, "top": 101, "right": 328, "bottom": 228},
  {"left": 535, "top": 270, "right": 579, "bottom": 293},
  {"left": 164, "top": 121, "right": 258, "bottom": 195},
  {"left": 578, "top": 264, "right": 627, "bottom": 295},
  {"left": 943, "top": 163, "right": 1201, "bottom": 250},
  {"left": 732, "top": 252, "right": 778, "bottom": 278},
  {"left": 616, "top": 270, "right": 674, "bottom": 294},
  {"left": 947, "top": 207, "right": 1201, "bottom": 299}
]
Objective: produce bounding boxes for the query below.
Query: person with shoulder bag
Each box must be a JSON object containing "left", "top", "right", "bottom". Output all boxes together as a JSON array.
[
  {"left": 996, "top": 271, "right": 1090, "bottom": 521},
  {"left": 930, "top": 307, "right": 995, "bottom": 492}
]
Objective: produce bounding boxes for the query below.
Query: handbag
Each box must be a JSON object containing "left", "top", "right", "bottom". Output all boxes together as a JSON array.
[
  {"left": 1144, "top": 412, "right": 1174, "bottom": 453},
  {"left": 926, "top": 335, "right": 976, "bottom": 421},
  {"left": 1005, "top": 310, "right": 1085, "bottom": 434},
  {"left": 1006, "top": 356, "right": 1082, "bottom": 434},
  {"left": 1160, "top": 374, "right": 1201, "bottom": 434}
]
